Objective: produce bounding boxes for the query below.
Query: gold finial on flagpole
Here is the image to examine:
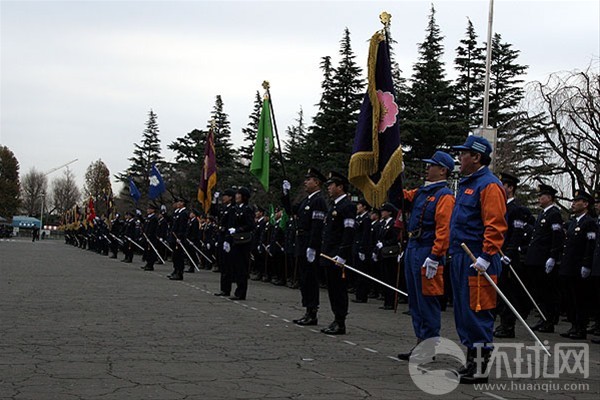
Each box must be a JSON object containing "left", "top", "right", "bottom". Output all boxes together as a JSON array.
[
  {"left": 262, "top": 80, "right": 270, "bottom": 100},
  {"left": 210, "top": 118, "right": 216, "bottom": 130},
  {"left": 379, "top": 11, "right": 391, "bottom": 27}
]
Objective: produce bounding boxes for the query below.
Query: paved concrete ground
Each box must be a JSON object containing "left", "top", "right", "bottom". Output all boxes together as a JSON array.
[{"left": 1, "top": 238, "right": 599, "bottom": 399}]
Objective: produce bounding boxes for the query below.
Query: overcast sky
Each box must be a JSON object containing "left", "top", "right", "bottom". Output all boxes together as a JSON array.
[{"left": 1, "top": 0, "right": 598, "bottom": 192}]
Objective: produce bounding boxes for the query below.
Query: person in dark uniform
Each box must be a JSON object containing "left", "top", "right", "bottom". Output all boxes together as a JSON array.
[
  {"left": 121, "top": 211, "right": 136, "bottom": 263},
  {"left": 214, "top": 189, "right": 236, "bottom": 297},
  {"left": 168, "top": 198, "right": 189, "bottom": 280},
  {"left": 269, "top": 208, "right": 287, "bottom": 286},
  {"left": 526, "top": 183, "right": 564, "bottom": 333},
  {"left": 372, "top": 203, "right": 401, "bottom": 310},
  {"left": 157, "top": 206, "right": 170, "bottom": 261},
  {"left": 494, "top": 172, "right": 535, "bottom": 338},
  {"left": 228, "top": 187, "right": 256, "bottom": 300},
  {"left": 142, "top": 203, "right": 159, "bottom": 271},
  {"left": 368, "top": 208, "right": 383, "bottom": 300},
  {"left": 558, "top": 190, "right": 597, "bottom": 339},
  {"left": 352, "top": 199, "right": 372, "bottom": 303},
  {"left": 284, "top": 207, "right": 298, "bottom": 288},
  {"left": 109, "top": 213, "right": 123, "bottom": 259},
  {"left": 590, "top": 191, "right": 600, "bottom": 344},
  {"left": 290, "top": 168, "right": 328, "bottom": 326},
  {"left": 185, "top": 208, "right": 201, "bottom": 273},
  {"left": 320, "top": 171, "right": 357, "bottom": 335},
  {"left": 251, "top": 207, "right": 268, "bottom": 281}
]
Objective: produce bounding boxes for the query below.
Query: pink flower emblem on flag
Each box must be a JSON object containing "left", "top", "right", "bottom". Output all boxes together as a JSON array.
[{"left": 376, "top": 90, "right": 398, "bottom": 133}]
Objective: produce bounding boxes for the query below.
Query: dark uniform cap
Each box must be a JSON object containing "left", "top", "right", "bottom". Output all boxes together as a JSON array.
[
  {"left": 537, "top": 183, "right": 558, "bottom": 197},
  {"left": 356, "top": 198, "right": 371, "bottom": 209},
  {"left": 172, "top": 197, "right": 188, "bottom": 205},
  {"left": 256, "top": 205, "right": 266, "bottom": 213},
  {"left": 572, "top": 189, "right": 593, "bottom": 203},
  {"left": 380, "top": 202, "right": 398, "bottom": 214},
  {"left": 222, "top": 188, "right": 236, "bottom": 197},
  {"left": 147, "top": 202, "right": 159, "bottom": 210},
  {"left": 190, "top": 208, "right": 201, "bottom": 216},
  {"left": 305, "top": 167, "right": 326, "bottom": 183},
  {"left": 595, "top": 190, "right": 600, "bottom": 203},
  {"left": 452, "top": 135, "right": 493, "bottom": 156},
  {"left": 499, "top": 172, "right": 519, "bottom": 187},
  {"left": 325, "top": 171, "right": 349, "bottom": 186},
  {"left": 237, "top": 186, "right": 251, "bottom": 199},
  {"left": 422, "top": 151, "right": 455, "bottom": 171}
]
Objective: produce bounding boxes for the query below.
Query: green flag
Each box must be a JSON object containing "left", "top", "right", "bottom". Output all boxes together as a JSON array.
[
  {"left": 269, "top": 204, "right": 276, "bottom": 226},
  {"left": 250, "top": 97, "right": 273, "bottom": 190},
  {"left": 279, "top": 208, "right": 289, "bottom": 230}
]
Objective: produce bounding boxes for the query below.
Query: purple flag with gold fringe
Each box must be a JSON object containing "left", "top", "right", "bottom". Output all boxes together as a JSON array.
[{"left": 348, "top": 31, "right": 403, "bottom": 209}]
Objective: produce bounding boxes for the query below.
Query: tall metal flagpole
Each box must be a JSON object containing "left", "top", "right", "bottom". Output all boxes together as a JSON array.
[
  {"left": 476, "top": 0, "right": 498, "bottom": 170},
  {"left": 262, "top": 80, "right": 287, "bottom": 179}
]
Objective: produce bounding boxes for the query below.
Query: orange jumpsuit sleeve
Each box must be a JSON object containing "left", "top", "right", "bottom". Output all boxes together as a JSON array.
[
  {"left": 403, "top": 189, "right": 418, "bottom": 203},
  {"left": 480, "top": 183, "right": 508, "bottom": 258},
  {"left": 431, "top": 193, "right": 455, "bottom": 259}
]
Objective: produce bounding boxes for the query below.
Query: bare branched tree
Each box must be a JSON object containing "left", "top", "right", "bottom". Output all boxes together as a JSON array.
[
  {"left": 525, "top": 62, "right": 600, "bottom": 196},
  {"left": 20, "top": 168, "right": 48, "bottom": 216},
  {"left": 51, "top": 169, "right": 81, "bottom": 215}
]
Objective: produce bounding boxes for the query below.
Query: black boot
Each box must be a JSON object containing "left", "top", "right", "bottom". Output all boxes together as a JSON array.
[
  {"left": 320, "top": 320, "right": 346, "bottom": 335},
  {"left": 295, "top": 308, "right": 318, "bottom": 326},
  {"left": 460, "top": 347, "right": 491, "bottom": 384}
]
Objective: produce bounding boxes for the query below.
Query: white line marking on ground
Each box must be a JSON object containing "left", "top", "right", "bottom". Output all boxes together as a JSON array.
[
  {"left": 364, "top": 348, "right": 378, "bottom": 353},
  {"left": 482, "top": 392, "right": 507, "bottom": 400},
  {"left": 343, "top": 340, "right": 356, "bottom": 346},
  {"left": 282, "top": 319, "right": 290, "bottom": 323},
  {"left": 270, "top": 314, "right": 279, "bottom": 318},
  {"left": 387, "top": 356, "right": 401, "bottom": 362},
  {"left": 250, "top": 307, "right": 258, "bottom": 310},
  {"left": 309, "top": 329, "right": 319, "bottom": 333}
]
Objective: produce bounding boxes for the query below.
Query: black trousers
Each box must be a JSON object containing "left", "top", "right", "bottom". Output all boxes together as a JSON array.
[
  {"left": 218, "top": 242, "right": 233, "bottom": 294},
  {"left": 353, "top": 254, "right": 370, "bottom": 302},
  {"left": 528, "top": 263, "right": 559, "bottom": 324},
  {"left": 298, "top": 253, "right": 320, "bottom": 310},
  {"left": 232, "top": 243, "right": 251, "bottom": 298},
  {"left": 172, "top": 242, "right": 185, "bottom": 274},
  {"left": 324, "top": 259, "right": 348, "bottom": 321},
  {"left": 382, "top": 257, "right": 399, "bottom": 308},
  {"left": 497, "top": 255, "right": 529, "bottom": 327},
  {"left": 563, "top": 275, "right": 593, "bottom": 331}
]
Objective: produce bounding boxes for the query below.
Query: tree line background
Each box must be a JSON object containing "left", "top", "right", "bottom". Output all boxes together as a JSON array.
[{"left": 1, "top": 5, "right": 598, "bottom": 224}]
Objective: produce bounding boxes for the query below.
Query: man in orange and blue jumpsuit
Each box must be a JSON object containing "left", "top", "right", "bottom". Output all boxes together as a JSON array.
[
  {"left": 449, "top": 136, "right": 507, "bottom": 384},
  {"left": 397, "top": 151, "right": 455, "bottom": 361}
]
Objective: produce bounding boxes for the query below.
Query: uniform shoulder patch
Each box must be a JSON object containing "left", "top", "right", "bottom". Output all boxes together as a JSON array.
[{"left": 464, "top": 188, "right": 474, "bottom": 195}]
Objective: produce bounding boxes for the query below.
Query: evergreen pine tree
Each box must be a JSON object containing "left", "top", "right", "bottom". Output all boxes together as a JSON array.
[
  {"left": 486, "top": 33, "right": 528, "bottom": 128},
  {"left": 116, "top": 109, "right": 163, "bottom": 202},
  {"left": 239, "top": 91, "right": 263, "bottom": 165},
  {"left": 453, "top": 18, "right": 485, "bottom": 131},
  {"left": 307, "top": 56, "right": 336, "bottom": 168},
  {"left": 308, "top": 28, "right": 365, "bottom": 173},
  {"left": 167, "top": 128, "right": 206, "bottom": 202},
  {"left": 209, "top": 95, "right": 239, "bottom": 191},
  {"left": 402, "top": 5, "right": 459, "bottom": 185},
  {"left": 283, "top": 107, "right": 309, "bottom": 197}
]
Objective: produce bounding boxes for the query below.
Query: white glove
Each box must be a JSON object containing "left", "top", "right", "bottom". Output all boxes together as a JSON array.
[
  {"left": 470, "top": 256, "right": 490, "bottom": 273},
  {"left": 333, "top": 256, "right": 346, "bottom": 265},
  {"left": 223, "top": 241, "right": 231, "bottom": 253},
  {"left": 282, "top": 180, "right": 291, "bottom": 195},
  {"left": 423, "top": 257, "right": 439, "bottom": 279},
  {"left": 306, "top": 248, "right": 316, "bottom": 263},
  {"left": 206, "top": 243, "right": 211, "bottom": 250},
  {"left": 213, "top": 192, "right": 220, "bottom": 199},
  {"left": 500, "top": 255, "right": 511, "bottom": 266},
  {"left": 372, "top": 252, "right": 378, "bottom": 262},
  {"left": 581, "top": 266, "right": 591, "bottom": 279},
  {"left": 376, "top": 241, "right": 383, "bottom": 249},
  {"left": 545, "top": 258, "right": 555, "bottom": 274},
  {"left": 228, "top": 228, "right": 236, "bottom": 235},
  {"left": 397, "top": 254, "right": 402, "bottom": 263},
  {"left": 358, "top": 252, "right": 365, "bottom": 261}
]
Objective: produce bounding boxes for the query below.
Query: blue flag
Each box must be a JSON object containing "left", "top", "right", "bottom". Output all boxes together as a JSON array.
[
  {"left": 129, "top": 177, "right": 141, "bottom": 203},
  {"left": 148, "top": 163, "right": 166, "bottom": 200},
  {"left": 348, "top": 31, "right": 403, "bottom": 208}
]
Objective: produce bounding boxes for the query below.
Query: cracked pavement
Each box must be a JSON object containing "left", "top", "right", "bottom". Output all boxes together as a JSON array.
[{"left": 1, "top": 239, "right": 599, "bottom": 399}]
